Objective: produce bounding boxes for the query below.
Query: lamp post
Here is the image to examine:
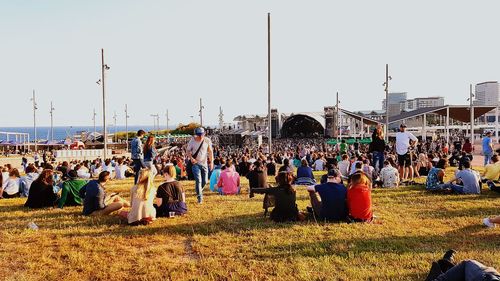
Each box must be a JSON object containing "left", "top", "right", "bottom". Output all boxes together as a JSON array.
[
  {"left": 199, "top": 98, "right": 204, "bottom": 126},
  {"left": 267, "top": 12, "right": 272, "bottom": 154},
  {"left": 125, "top": 104, "right": 129, "bottom": 152},
  {"left": 165, "top": 109, "right": 170, "bottom": 133},
  {"left": 113, "top": 111, "right": 117, "bottom": 143},
  {"left": 31, "top": 90, "right": 38, "bottom": 152},
  {"left": 49, "top": 101, "right": 55, "bottom": 141},
  {"left": 382, "top": 64, "right": 392, "bottom": 141},
  {"left": 467, "top": 84, "right": 475, "bottom": 143},
  {"left": 100, "top": 48, "right": 110, "bottom": 160},
  {"left": 92, "top": 108, "right": 97, "bottom": 139}
]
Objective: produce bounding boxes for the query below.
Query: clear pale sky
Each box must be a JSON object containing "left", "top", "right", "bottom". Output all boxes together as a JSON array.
[{"left": 1, "top": 1, "right": 499, "bottom": 127}]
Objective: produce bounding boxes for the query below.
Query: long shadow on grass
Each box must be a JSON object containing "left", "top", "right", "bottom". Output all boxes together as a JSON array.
[
  {"left": 56, "top": 212, "right": 296, "bottom": 238},
  {"left": 261, "top": 224, "right": 497, "bottom": 259},
  {"left": 417, "top": 206, "right": 500, "bottom": 219}
]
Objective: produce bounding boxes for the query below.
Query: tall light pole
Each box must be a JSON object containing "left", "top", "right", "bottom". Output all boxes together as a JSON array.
[
  {"left": 165, "top": 109, "right": 170, "bottom": 133},
  {"left": 199, "top": 98, "right": 204, "bottom": 126},
  {"left": 218, "top": 106, "right": 224, "bottom": 129},
  {"left": 92, "top": 108, "right": 97, "bottom": 139},
  {"left": 49, "top": 101, "right": 55, "bottom": 141},
  {"left": 336, "top": 92, "right": 340, "bottom": 140},
  {"left": 31, "top": 90, "right": 38, "bottom": 152},
  {"left": 382, "top": 64, "right": 392, "bottom": 141},
  {"left": 125, "top": 104, "right": 129, "bottom": 152},
  {"left": 267, "top": 12, "right": 272, "bottom": 154},
  {"left": 113, "top": 111, "right": 117, "bottom": 143},
  {"left": 151, "top": 114, "right": 159, "bottom": 133},
  {"left": 100, "top": 48, "right": 110, "bottom": 160},
  {"left": 468, "top": 84, "right": 475, "bottom": 143}
]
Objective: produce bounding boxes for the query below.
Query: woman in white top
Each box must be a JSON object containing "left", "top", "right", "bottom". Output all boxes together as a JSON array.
[
  {"left": 114, "top": 158, "right": 128, "bottom": 180},
  {"left": 0, "top": 168, "right": 21, "bottom": 198},
  {"left": 122, "top": 168, "right": 156, "bottom": 225}
]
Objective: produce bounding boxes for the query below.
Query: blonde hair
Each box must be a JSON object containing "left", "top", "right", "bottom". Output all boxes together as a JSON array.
[
  {"left": 135, "top": 168, "right": 153, "bottom": 200},
  {"left": 375, "top": 125, "right": 384, "bottom": 139},
  {"left": 163, "top": 165, "right": 177, "bottom": 179}
]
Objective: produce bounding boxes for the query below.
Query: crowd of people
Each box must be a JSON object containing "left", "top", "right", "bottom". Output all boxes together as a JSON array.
[{"left": 0, "top": 125, "right": 498, "bottom": 229}]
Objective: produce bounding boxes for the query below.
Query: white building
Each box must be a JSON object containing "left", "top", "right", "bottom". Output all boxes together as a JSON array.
[
  {"left": 474, "top": 81, "right": 499, "bottom": 106},
  {"left": 400, "top": 97, "right": 445, "bottom": 112}
]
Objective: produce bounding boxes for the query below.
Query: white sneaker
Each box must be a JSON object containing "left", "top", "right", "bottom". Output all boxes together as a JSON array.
[{"left": 483, "top": 218, "right": 496, "bottom": 228}]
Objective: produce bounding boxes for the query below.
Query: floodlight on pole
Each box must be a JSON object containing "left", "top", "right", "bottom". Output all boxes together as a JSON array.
[
  {"left": 382, "top": 64, "right": 392, "bottom": 142},
  {"left": 100, "top": 48, "right": 110, "bottom": 160},
  {"left": 30, "top": 90, "right": 38, "bottom": 152},
  {"left": 49, "top": 101, "right": 55, "bottom": 141}
]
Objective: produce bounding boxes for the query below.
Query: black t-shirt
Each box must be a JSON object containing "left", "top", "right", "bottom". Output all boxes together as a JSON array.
[
  {"left": 238, "top": 162, "right": 251, "bottom": 177},
  {"left": 156, "top": 181, "right": 183, "bottom": 203},
  {"left": 266, "top": 162, "right": 276, "bottom": 176},
  {"left": 246, "top": 169, "right": 269, "bottom": 189},
  {"left": 254, "top": 186, "right": 298, "bottom": 222}
]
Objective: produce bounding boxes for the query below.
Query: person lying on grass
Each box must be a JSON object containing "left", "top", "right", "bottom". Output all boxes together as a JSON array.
[
  {"left": 424, "top": 249, "right": 499, "bottom": 281},
  {"left": 80, "top": 171, "right": 130, "bottom": 216},
  {"left": 253, "top": 170, "right": 304, "bottom": 223},
  {"left": 306, "top": 169, "right": 348, "bottom": 222},
  {"left": 119, "top": 168, "right": 156, "bottom": 225},
  {"left": 154, "top": 164, "right": 187, "bottom": 217},
  {"left": 347, "top": 171, "right": 373, "bottom": 223}
]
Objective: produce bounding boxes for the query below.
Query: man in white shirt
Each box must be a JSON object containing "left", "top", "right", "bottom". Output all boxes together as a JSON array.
[
  {"left": 395, "top": 123, "right": 418, "bottom": 182},
  {"left": 186, "top": 127, "right": 214, "bottom": 204}
]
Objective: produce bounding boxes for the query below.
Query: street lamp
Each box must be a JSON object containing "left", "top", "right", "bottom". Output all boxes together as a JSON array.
[
  {"left": 99, "top": 48, "right": 110, "bottom": 160},
  {"left": 30, "top": 90, "right": 38, "bottom": 152},
  {"left": 382, "top": 64, "right": 392, "bottom": 141},
  {"left": 49, "top": 101, "right": 55, "bottom": 141}
]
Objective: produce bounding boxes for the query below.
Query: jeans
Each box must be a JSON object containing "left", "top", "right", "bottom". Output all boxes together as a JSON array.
[
  {"left": 429, "top": 260, "right": 500, "bottom": 281},
  {"left": 192, "top": 164, "right": 208, "bottom": 203},
  {"left": 372, "top": 151, "right": 385, "bottom": 172},
  {"left": 132, "top": 159, "right": 146, "bottom": 184},
  {"left": 144, "top": 161, "right": 157, "bottom": 178},
  {"left": 484, "top": 152, "right": 493, "bottom": 166},
  {"left": 436, "top": 183, "right": 465, "bottom": 194}
]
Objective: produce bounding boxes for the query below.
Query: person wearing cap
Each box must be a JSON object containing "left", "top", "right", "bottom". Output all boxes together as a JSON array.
[
  {"left": 482, "top": 131, "right": 494, "bottom": 166},
  {"left": 186, "top": 127, "right": 214, "bottom": 204},
  {"left": 306, "top": 169, "right": 348, "bottom": 222},
  {"left": 395, "top": 123, "right": 418, "bottom": 183},
  {"left": 131, "top": 130, "right": 147, "bottom": 184},
  {"left": 57, "top": 170, "right": 88, "bottom": 208}
]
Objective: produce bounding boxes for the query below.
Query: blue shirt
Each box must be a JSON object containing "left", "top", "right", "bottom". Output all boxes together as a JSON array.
[
  {"left": 297, "top": 166, "right": 314, "bottom": 180},
  {"left": 314, "top": 182, "right": 348, "bottom": 221},
  {"left": 131, "top": 137, "right": 143, "bottom": 160},
  {"left": 79, "top": 180, "right": 106, "bottom": 215},
  {"left": 482, "top": 136, "right": 493, "bottom": 154},
  {"left": 456, "top": 169, "right": 480, "bottom": 194}
]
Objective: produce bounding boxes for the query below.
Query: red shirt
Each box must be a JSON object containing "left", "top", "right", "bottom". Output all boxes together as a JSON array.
[{"left": 347, "top": 184, "right": 372, "bottom": 220}]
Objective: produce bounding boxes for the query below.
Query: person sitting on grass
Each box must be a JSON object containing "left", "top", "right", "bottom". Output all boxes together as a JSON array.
[
  {"left": 20, "top": 164, "right": 39, "bottom": 197},
  {"left": 306, "top": 169, "right": 347, "bottom": 222},
  {"left": 337, "top": 154, "right": 351, "bottom": 179},
  {"left": 246, "top": 160, "right": 269, "bottom": 198},
  {"left": 426, "top": 159, "right": 447, "bottom": 191},
  {"left": 377, "top": 160, "right": 399, "bottom": 188},
  {"left": 481, "top": 154, "right": 500, "bottom": 183},
  {"left": 295, "top": 159, "right": 316, "bottom": 185},
  {"left": 0, "top": 168, "right": 21, "bottom": 198},
  {"left": 253, "top": 170, "right": 303, "bottom": 223},
  {"left": 120, "top": 168, "right": 156, "bottom": 225},
  {"left": 483, "top": 215, "right": 500, "bottom": 228},
  {"left": 217, "top": 160, "right": 240, "bottom": 195},
  {"left": 114, "top": 158, "right": 128, "bottom": 180},
  {"left": 435, "top": 161, "right": 481, "bottom": 194},
  {"left": 57, "top": 170, "right": 87, "bottom": 209},
  {"left": 154, "top": 164, "right": 187, "bottom": 216},
  {"left": 347, "top": 172, "right": 373, "bottom": 223},
  {"left": 209, "top": 158, "right": 223, "bottom": 192},
  {"left": 24, "top": 169, "right": 59, "bottom": 208},
  {"left": 80, "top": 171, "right": 129, "bottom": 216}
]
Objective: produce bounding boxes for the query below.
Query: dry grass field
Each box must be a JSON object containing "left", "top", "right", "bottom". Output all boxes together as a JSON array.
[{"left": 0, "top": 169, "right": 499, "bottom": 280}]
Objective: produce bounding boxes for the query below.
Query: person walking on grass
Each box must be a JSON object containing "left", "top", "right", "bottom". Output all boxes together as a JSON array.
[
  {"left": 186, "top": 127, "right": 214, "bottom": 204},
  {"left": 482, "top": 131, "right": 494, "bottom": 166},
  {"left": 131, "top": 129, "right": 146, "bottom": 184}
]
